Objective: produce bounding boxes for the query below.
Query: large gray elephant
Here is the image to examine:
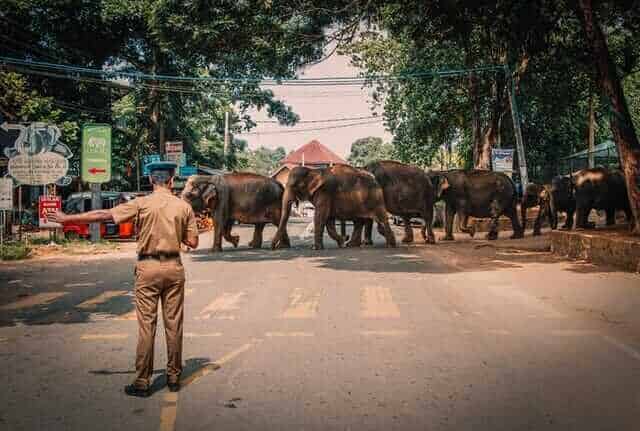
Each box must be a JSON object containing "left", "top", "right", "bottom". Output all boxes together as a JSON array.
[
  {"left": 549, "top": 175, "right": 576, "bottom": 230},
  {"left": 181, "top": 173, "right": 290, "bottom": 252},
  {"left": 573, "top": 167, "right": 634, "bottom": 229},
  {"left": 272, "top": 165, "right": 396, "bottom": 250},
  {"left": 433, "top": 169, "right": 523, "bottom": 241},
  {"left": 355, "top": 160, "right": 436, "bottom": 246}
]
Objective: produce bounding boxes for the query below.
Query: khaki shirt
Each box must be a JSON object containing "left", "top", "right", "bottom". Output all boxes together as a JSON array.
[{"left": 111, "top": 188, "right": 198, "bottom": 255}]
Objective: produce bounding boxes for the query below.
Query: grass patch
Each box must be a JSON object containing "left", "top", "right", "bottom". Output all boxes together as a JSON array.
[{"left": 1, "top": 242, "right": 32, "bottom": 260}]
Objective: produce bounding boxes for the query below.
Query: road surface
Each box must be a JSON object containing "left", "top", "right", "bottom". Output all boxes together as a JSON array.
[{"left": 1, "top": 220, "right": 639, "bottom": 430}]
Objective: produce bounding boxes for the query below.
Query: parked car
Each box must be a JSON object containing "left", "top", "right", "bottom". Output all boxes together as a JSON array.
[{"left": 62, "top": 191, "right": 145, "bottom": 240}]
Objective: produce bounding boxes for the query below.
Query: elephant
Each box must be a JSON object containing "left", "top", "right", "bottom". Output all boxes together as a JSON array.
[
  {"left": 181, "top": 173, "right": 290, "bottom": 252},
  {"left": 572, "top": 167, "right": 634, "bottom": 229},
  {"left": 271, "top": 165, "right": 397, "bottom": 250},
  {"left": 549, "top": 175, "right": 576, "bottom": 230},
  {"left": 433, "top": 169, "right": 524, "bottom": 241},
  {"left": 520, "top": 183, "right": 552, "bottom": 236},
  {"left": 353, "top": 160, "right": 435, "bottom": 246}
]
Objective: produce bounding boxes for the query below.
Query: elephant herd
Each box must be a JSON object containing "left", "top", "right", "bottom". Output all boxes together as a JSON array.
[{"left": 180, "top": 162, "right": 635, "bottom": 252}]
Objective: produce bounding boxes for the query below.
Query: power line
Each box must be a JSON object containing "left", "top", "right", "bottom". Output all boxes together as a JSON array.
[
  {"left": 238, "top": 119, "right": 384, "bottom": 135},
  {"left": 255, "top": 115, "right": 378, "bottom": 124},
  {"left": 0, "top": 56, "right": 506, "bottom": 86}
]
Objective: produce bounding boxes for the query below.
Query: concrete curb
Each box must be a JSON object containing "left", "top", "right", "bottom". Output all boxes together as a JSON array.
[{"left": 550, "top": 229, "right": 640, "bottom": 273}]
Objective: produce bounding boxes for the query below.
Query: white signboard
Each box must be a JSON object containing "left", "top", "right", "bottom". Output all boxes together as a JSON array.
[
  {"left": 165, "top": 141, "right": 185, "bottom": 166},
  {"left": 0, "top": 178, "right": 12, "bottom": 210},
  {"left": 8, "top": 152, "right": 69, "bottom": 185},
  {"left": 3, "top": 123, "right": 73, "bottom": 186},
  {"left": 492, "top": 149, "right": 514, "bottom": 173}
]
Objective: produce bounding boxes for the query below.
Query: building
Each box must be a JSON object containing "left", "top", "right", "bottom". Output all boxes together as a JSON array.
[{"left": 271, "top": 139, "right": 348, "bottom": 185}]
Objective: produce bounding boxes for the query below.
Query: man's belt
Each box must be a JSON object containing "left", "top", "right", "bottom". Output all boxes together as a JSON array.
[{"left": 138, "top": 253, "right": 180, "bottom": 261}]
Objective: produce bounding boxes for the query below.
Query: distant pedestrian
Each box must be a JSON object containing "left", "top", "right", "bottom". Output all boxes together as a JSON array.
[{"left": 51, "top": 161, "right": 199, "bottom": 397}]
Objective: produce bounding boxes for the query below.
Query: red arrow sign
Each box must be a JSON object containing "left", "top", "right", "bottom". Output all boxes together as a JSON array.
[{"left": 88, "top": 167, "right": 106, "bottom": 174}]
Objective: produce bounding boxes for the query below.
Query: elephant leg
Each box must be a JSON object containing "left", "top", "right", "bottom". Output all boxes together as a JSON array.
[
  {"left": 223, "top": 221, "right": 239, "bottom": 247},
  {"left": 363, "top": 219, "right": 374, "bottom": 245},
  {"left": 457, "top": 204, "right": 475, "bottom": 238},
  {"left": 249, "top": 223, "right": 265, "bottom": 249},
  {"left": 340, "top": 220, "right": 348, "bottom": 242},
  {"left": 605, "top": 208, "right": 616, "bottom": 226},
  {"left": 422, "top": 206, "right": 436, "bottom": 244},
  {"left": 212, "top": 221, "right": 224, "bottom": 252},
  {"left": 374, "top": 211, "right": 396, "bottom": 248},
  {"left": 401, "top": 216, "right": 414, "bottom": 243},
  {"left": 576, "top": 205, "right": 594, "bottom": 229},
  {"left": 533, "top": 205, "right": 544, "bottom": 236},
  {"left": 326, "top": 218, "right": 345, "bottom": 248},
  {"left": 521, "top": 202, "right": 528, "bottom": 233},
  {"left": 346, "top": 219, "right": 364, "bottom": 247},
  {"left": 625, "top": 207, "right": 635, "bottom": 231},
  {"left": 312, "top": 201, "right": 330, "bottom": 250},
  {"left": 486, "top": 200, "right": 501, "bottom": 240},
  {"left": 441, "top": 204, "right": 455, "bottom": 241},
  {"left": 506, "top": 202, "right": 524, "bottom": 239}
]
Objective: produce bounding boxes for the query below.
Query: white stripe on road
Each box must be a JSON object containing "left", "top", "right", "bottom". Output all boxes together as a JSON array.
[
  {"left": 265, "top": 332, "right": 314, "bottom": 337},
  {"left": 197, "top": 292, "right": 246, "bottom": 320},
  {"left": 184, "top": 332, "right": 222, "bottom": 338},
  {"left": 360, "top": 330, "right": 409, "bottom": 337},
  {"left": 0, "top": 292, "right": 68, "bottom": 310},
  {"left": 361, "top": 287, "right": 400, "bottom": 318},
  {"left": 602, "top": 335, "right": 640, "bottom": 361},
  {"left": 80, "top": 333, "right": 129, "bottom": 340},
  {"left": 281, "top": 288, "right": 321, "bottom": 319},
  {"left": 64, "top": 282, "right": 97, "bottom": 288},
  {"left": 76, "top": 291, "right": 128, "bottom": 309}
]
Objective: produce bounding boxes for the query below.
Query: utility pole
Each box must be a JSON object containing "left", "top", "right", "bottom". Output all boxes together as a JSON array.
[
  {"left": 223, "top": 111, "right": 230, "bottom": 170},
  {"left": 506, "top": 66, "right": 529, "bottom": 186}
]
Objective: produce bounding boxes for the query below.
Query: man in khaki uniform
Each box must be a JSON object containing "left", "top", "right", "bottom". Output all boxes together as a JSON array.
[{"left": 52, "top": 162, "right": 199, "bottom": 397}]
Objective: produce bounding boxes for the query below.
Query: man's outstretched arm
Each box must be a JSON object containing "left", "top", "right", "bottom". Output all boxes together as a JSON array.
[{"left": 50, "top": 210, "right": 114, "bottom": 224}]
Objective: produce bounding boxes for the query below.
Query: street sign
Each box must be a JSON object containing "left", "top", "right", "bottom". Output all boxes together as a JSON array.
[
  {"left": 82, "top": 124, "right": 111, "bottom": 183},
  {"left": 0, "top": 178, "right": 12, "bottom": 210},
  {"left": 142, "top": 154, "right": 161, "bottom": 176},
  {"left": 165, "top": 141, "right": 185, "bottom": 166},
  {"left": 39, "top": 195, "right": 62, "bottom": 228},
  {"left": 492, "top": 149, "right": 514, "bottom": 173}
]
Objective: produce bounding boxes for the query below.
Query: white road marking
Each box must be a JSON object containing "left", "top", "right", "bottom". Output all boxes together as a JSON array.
[
  {"left": 265, "top": 332, "right": 314, "bottom": 337},
  {"left": 64, "top": 282, "right": 97, "bottom": 288},
  {"left": 281, "top": 287, "right": 321, "bottom": 319},
  {"left": 187, "top": 279, "right": 216, "bottom": 285},
  {"left": 486, "top": 285, "right": 568, "bottom": 319},
  {"left": 76, "top": 291, "right": 128, "bottom": 309},
  {"left": 488, "top": 329, "right": 511, "bottom": 335},
  {"left": 184, "top": 332, "right": 222, "bottom": 338},
  {"left": 0, "top": 292, "right": 68, "bottom": 311},
  {"left": 80, "top": 333, "right": 128, "bottom": 340},
  {"left": 361, "top": 287, "right": 400, "bottom": 318},
  {"left": 602, "top": 335, "right": 640, "bottom": 361},
  {"left": 197, "top": 292, "right": 246, "bottom": 320},
  {"left": 360, "top": 330, "right": 409, "bottom": 337},
  {"left": 7, "top": 280, "right": 21, "bottom": 285}
]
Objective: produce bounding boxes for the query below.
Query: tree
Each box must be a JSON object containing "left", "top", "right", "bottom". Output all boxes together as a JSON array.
[
  {"left": 244, "top": 146, "right": 287, "bottom": 176},
  {"left": 573, "top": 0, "right": 640, "bottom": 233},
  {"left": 347, "top": 137, "right": 394, "bottom": 167}
]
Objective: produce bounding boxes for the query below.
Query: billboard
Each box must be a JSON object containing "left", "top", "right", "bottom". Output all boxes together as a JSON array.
[
  {"left": 39, "top": 195, "right": 62, "bottom": 228},
  {"left": 492, "top": 148, "right": 514, "bottom": 173},
  {"left": 82, "top": 124, "right": 111, "bottom": 183}
]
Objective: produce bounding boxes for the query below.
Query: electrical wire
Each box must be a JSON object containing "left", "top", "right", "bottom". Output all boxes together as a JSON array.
[
  {"left": 238, "top": 118, "right": 384, "bottom": 135},
  {"left": 255, "top": 115, "right": 378, "bottom": 124}
]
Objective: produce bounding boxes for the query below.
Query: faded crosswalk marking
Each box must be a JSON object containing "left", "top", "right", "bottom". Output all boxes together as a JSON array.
[
  {"left": 76, "top": 291, "right": 128, "bottom": 309},
  {"left": 197, "top": 292, "right": 246, "bottom": 320},
  {"left": 0, "top": 292, "right": 68, "bottom": 311},
  {"left": 80, "top": 333, "right": 128, "bottom": 340},
  {"left": 360, "top": 287, "right": 400, "bottom": 318},
  {"left": 281, "top": 287, "right": 321, "bottom": 319}
]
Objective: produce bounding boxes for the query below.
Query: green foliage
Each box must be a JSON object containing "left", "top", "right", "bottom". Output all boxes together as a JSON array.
[
  {"left": 347, "top": 136, "right": 394, "bottom": 167},
  {"left": 243, "top": 146, "right": 287, "bottom": 176},
  {"left": 0, "top": 242, "right": 31, "bottom": 261}
]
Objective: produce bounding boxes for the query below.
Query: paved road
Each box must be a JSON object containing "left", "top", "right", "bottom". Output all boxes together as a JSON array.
[{"left": 1, "top": 221, "right": 640, "bottom": 430}]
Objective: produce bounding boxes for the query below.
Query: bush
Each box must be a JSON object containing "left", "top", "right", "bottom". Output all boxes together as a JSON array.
[{"left": 1, "top": 242, "right": 31, "bottom": 260}]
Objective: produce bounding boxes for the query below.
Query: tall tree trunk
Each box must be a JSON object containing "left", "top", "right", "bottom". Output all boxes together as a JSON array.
[
  {"left": 587, "top": 93, "right": 595, "bottom": 168},
  {"left": 469, "top": 73, "right": 482, "bottom": 168},
  {"left": 150, "top": 47, "right": 165, "bottom": 155},
  {"left": 576, "top": 0, "right": 640, "bottom": 233}
]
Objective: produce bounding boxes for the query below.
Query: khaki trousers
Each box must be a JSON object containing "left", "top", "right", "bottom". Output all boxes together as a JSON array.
[{"left": 133, "top": 258, "right": 185, "bottom": 388}]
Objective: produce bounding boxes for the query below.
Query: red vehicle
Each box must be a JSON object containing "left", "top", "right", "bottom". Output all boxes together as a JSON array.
[{"left": 62, "top": 192, "right": 144, "bottom": 240}]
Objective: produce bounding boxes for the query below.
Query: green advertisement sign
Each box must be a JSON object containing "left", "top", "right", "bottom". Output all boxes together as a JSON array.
[{"left": 81, "top": 124, "right": 111, "bottom": 183}]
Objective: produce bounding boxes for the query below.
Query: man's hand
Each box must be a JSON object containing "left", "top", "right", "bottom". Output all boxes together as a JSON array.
[{"left": 48, "top": 211, "right": 68, "bottom": 224}]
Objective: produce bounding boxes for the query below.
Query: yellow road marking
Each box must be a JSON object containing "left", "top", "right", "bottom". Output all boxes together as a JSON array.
[
  {"left": 197, "top": 292, "right": 246, "bottom": 320},
  {"left": 265, "top": 331, "right": 314, "bottom": 337},
  {"left": 360, "top": 330, "right": 409, "bottom": 336},
  {"left": 76, "top": 291, "right": 127, "bottom": 309},
  {"left": 0, "top": 292, "right": 68, "bottom": 311},
  {"left": 80, "top": 333, "right": 128, "bottom": 340},
  {"left": 159, "top": 339, "right": 261, "bottom": 431},
  {"left": 360, "top": 287, "right": 400, "bottom": 318},
  {"left": 281, "top": 287, "right": 321, "bottom": 319}
]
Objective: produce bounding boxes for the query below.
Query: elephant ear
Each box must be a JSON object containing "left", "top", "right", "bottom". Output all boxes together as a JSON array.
[
  {"left": 202, "top": 183, "right": 218, "bottom": 207},
  {"left": 307, "top": 172, "right": 325, "bottom": 197}
]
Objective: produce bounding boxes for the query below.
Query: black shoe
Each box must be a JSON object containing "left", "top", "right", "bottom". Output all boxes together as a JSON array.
[
  {"left": 124, "top": 384, "right": 151, "bottom": 398},
  {"left": 168, "top": 381, "right": 180, "bottom": 392}
]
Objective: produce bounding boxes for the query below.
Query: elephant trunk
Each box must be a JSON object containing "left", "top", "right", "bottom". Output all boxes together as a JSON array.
[{"left": 273, "top": 187, "right": 295, "bottom": 247}]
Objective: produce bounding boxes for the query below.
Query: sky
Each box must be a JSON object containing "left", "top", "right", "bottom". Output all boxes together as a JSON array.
[{"left": 235, "top": 49, "right": 392, "bottom": 159}]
